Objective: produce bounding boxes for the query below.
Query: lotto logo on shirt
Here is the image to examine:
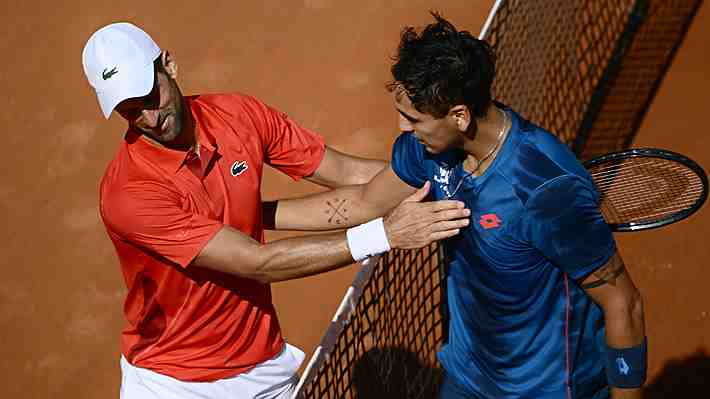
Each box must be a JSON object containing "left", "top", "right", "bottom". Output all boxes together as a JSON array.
[{"left": 479, "top": 213, "right": 502, "bottom": 229}]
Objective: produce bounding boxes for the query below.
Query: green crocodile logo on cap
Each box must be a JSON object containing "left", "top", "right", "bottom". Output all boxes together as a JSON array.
[{"left": 102, "top": 67, "right": 118, "bottom": 80}]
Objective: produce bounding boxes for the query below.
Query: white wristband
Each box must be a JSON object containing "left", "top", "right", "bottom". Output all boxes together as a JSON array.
[{"left": 346, "top": 217, "right": 392, "bottom": 262}]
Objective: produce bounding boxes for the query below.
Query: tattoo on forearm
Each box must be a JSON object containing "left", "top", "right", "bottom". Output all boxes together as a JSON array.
[
  {"left": 324, "top": 198, "right": 349, "bottom": 225},
  {"left": 581, "top": 255, "right": 626, "bottom": 290}
]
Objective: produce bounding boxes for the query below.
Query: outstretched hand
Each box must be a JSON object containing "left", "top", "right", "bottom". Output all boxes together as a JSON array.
[{"left": 384, "top": 181, "right": 470, "bottom": 249}]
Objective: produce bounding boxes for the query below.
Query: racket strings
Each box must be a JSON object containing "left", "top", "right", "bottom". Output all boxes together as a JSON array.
[
  {"left": 588, "top": 158, "right": 704, "bottom": 224},
  {"left": 599, "top": 184, "right": 701, "bottom": 208},
  {"left": 591, "top": 160, "right": 690, "bottom": 182},
  {"left": 608, "top": 196, "right": 701, "bottom": 215},
  {"left": 598, "top": 188, "right": 702, "bottom": 209},
  {"left": 591, "top": 161, "right": 694, "bottom": 184}
]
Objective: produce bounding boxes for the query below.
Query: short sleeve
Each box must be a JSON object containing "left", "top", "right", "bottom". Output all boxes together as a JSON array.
[
  {"left": 100, "top": 182, "right": 223, "bottom": 268},
  {"left": 391, "top": 132, "right": 428, "bottom": 188},
  {"left": 241, "top": 96, "right": 326, "bottom": 180},
  {"left": 519, "top": 175, "right": 616, "bottom": 279}
]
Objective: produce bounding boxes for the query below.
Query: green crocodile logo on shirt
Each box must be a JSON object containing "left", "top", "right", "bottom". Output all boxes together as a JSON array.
[{"left": 102, "top": 67, "right": 118, "bottom": 80}]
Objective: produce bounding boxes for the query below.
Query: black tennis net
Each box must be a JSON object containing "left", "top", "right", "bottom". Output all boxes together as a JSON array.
[
  {"left": 294, "top": 244, "right": 446, "bottom": 399},
  {"left": 484, "top": 0, "right": 702, "bottom": 160}
]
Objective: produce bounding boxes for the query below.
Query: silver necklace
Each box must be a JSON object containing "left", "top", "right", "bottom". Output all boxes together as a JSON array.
[{"left": 444, "top": 109, "right": 509, "bottom": 199}]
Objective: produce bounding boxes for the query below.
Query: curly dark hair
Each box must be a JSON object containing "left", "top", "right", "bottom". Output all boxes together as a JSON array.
[{"left": 389, "top": 12, "right": 496, "bottom": 119}]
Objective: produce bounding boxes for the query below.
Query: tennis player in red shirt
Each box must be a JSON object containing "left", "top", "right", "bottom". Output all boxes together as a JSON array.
[{"left": 82, "top": 23, "right": 469, "bottom": 399}]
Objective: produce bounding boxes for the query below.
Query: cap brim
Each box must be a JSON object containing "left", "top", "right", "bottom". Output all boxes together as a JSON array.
[{"left": 96, "top": 61, "right": 154, "bottom": 119}]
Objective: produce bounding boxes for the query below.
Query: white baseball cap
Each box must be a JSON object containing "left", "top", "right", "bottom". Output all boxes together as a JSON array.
[{"left": 82, "top": 22, "right": 162, "bottom": 118}]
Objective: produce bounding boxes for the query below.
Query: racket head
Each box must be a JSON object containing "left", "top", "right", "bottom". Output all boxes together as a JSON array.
[{"left": 583, "top": 148, "right": 708, "bottom": 232}]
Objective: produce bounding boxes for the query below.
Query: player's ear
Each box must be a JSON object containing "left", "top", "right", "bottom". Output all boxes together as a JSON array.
[
  {"left": 449, "top": 105, "right": 471, "bottom": 133},
  {"left": 162, "top": 51, "right": 178, "bottom": 79}
]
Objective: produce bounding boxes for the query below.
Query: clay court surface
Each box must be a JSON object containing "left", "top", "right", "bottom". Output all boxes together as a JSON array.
[{"left": 1, "top": 1, "right": 709, "bottom": 398}]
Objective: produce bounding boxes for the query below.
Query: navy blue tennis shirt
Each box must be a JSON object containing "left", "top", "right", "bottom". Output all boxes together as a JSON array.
[{"left": 391, "top": 106, "right": 616, "bottom": 398}]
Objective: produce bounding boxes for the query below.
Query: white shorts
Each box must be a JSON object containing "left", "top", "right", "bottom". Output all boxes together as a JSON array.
[{"left": 120, "top": 343, "right": 305, "bottom": 399}]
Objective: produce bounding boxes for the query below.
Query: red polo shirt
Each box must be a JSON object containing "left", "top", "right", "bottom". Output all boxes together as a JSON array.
[{"left": 99, "top": 93, "right": 325, "bottom": 382}]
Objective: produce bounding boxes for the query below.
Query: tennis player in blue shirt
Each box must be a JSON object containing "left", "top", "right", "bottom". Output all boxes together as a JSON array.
[
  {"left": 387, "top": 14, "right": 647, "bottom": 399},
  {"left": 272, "top": 13, "right": 647, "bottom": 399}
]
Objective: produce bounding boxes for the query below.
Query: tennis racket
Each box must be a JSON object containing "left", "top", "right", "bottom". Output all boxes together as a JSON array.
[{"left": 583, "top": 148, "right": 708, "bottom": 232}]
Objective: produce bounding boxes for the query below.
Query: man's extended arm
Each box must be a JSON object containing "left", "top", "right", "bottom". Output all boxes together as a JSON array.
[
  {"left": 195, "top": 182, "right": 469, "bottom": 283},
  {"left": 306, "top": 146, "right": 388, "bottom": 187},
  {"left": 270, "top": 165, "right": 423, "bottom": 231},
  {"left": 262, "top": 146, "right": 392, "bottom": 230},
  {"left": 579, "top": 252, "right": 646, "bottom": 399}
]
